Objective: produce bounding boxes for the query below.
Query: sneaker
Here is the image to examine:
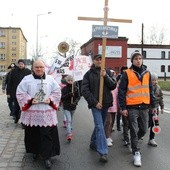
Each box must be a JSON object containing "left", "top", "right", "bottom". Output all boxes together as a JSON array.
[
  {"left": 108, "top": 138, "right": 113, "bottom": 143},
  {"left": 124, "top": 140, "right": 130, "bottom": 146},
  {"left": 138, "top": 137, "right": 144, "bottom": 140},
  {"left": 99, "top": 154, "right": 108, "bottom": 163},
  {"left": 148, "top": 139, "right": 157, "bottom": 147},
  {"left": 133, "top": 151, "right": 141, "bottom": 167},
  {"left": 107, "top": 138, "right": 113, "bottom": 147},
  {"left": 67, "top": 134, "right": 72, "bottom": 142}
]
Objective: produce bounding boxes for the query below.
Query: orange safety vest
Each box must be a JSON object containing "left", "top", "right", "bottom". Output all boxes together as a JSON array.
[{"left": 126, "top": 69, "right": 150, "bottom": 105}]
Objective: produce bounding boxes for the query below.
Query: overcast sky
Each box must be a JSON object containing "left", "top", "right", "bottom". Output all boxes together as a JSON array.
[{"left": 1, "top": 0, "right": 170, "bottom": 59}]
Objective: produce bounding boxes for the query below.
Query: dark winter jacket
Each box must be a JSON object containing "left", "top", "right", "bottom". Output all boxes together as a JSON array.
[
  {"left": 2, "top": 71, "right": 12, "bottom": 94},
  {"left": 61, "top": 83, "right": 80, "bottom": 111},
  {"left": 7, "top": 67, "right": 31, "bottom": 98},
  {"left": 81, "top": 64, "right": 117, "bottom": 109},
  {"left": 118, "top": 64, "right": 156, "bottom": 110}
]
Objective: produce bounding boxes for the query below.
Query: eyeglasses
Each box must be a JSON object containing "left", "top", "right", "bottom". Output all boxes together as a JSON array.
[{"left": 35, "top": 66, "right": 44, "bottom": 69}]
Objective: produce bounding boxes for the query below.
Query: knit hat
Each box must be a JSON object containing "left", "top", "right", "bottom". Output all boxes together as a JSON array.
[
  {"left": 151, "top": 72, "right": 158, "bottom": 81},
  {"left": 93, "top": 54, "right": 102, "bottom": 60},
  {"left": 120, "top": 66, "right": 128, "bottom": 73},
  {"left": 18, "top": 59, "right": 25, "bottom": 64},
  {"left": 130, "top": 50, "right": 142, "bottom": 63},
  {"left": 66, "top": 75, "right": 74, "bottom": 83},
  {"left": 8, "top": 63, "right": 17, "bottom": 69}
]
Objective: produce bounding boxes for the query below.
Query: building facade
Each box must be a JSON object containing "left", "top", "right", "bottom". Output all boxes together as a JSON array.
[
  {"left": 0, "top": 27, "right": 27, "bottom": 72},
  {"left": 127, "top": 44, "right": 170, "bottom": 78},
  {"left": 80, "top": 37, "right": 128, "bottom": 73},
  {"left": 81, "top": 38, "right": 170, "bottom": 78}
]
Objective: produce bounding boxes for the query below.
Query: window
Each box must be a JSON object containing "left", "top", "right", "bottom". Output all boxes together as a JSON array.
[
  {"left": 12, "top": 35, "right": 16, "bottom": 39},
  {"left": 168, "top": 65, "right": 170, "bottom": 72},
  {"left": 12, "top": 53, "right": 17, "bottom": 57},
  {"left": 161, "top": 51, "right": 165, "bottom": 59},
  {"left": 12, "top": 47, "right": 16, "bottom": 51},
  {"left": 161, "top": 65, "right": 165, "bottom": 72},
  {"left": 0, "top": 42, "right": 5, "bottom": 48},
  {"left": 168, "top": 51, "right": 170, "bottom": 59},
  {"left": 142, "top": 51, "right": 146, "bottom": 58},
  {"left": 12, "top": 29, "right": 16, "bottom": 33},
  {"left": 12, "top": 42, "right": 17, "bottom": 45},
  {"left": 0, "top": 65, "right": 5, "bottom": 71},
  {"left": 0, "top": 54, "right": 5, "bottom": 60},
  {"left": 11, "top": 59, "right": 16, "bottom": 62},
  {"left": 0, "top": 30, "right": 5, "bottom": 36}
]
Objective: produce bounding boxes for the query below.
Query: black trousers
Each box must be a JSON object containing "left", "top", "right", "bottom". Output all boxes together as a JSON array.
[
  {"left": 25, "top": 125, "right": 60, "bottom": 160},
  {"left": 13, "top": 97, "right": 21, "bottom": 120}
]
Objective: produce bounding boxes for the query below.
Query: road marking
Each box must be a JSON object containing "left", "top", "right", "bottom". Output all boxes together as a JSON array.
[{"left": 164, "top": 109, "right": 170, "bottom": 114}]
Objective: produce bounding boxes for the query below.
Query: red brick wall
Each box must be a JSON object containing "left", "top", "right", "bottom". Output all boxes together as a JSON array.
[{"left": 81, "top": 37, "right": 128, "bottom": 73}]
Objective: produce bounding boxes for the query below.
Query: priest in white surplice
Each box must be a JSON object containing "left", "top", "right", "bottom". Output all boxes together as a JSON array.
[{"left": 16, "top": 60, "right": 61, "bottom": 169}]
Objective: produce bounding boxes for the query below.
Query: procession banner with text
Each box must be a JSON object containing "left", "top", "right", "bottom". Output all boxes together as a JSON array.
[{"left": 46, "top": 55, "right": 92, "bottom": 83}]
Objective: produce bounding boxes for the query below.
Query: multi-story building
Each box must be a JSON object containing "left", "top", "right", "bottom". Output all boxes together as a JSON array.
[{"left": 0, "top": 27, "right": 27, "bottom": 72}]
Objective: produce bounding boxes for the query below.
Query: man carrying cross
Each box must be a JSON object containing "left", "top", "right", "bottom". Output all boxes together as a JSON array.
[
  {"left": 81, "top": 54, "right": 117, "bottom": 162},
  {"left": 79, "top": 0, "right": 131, "bottom": 163}
]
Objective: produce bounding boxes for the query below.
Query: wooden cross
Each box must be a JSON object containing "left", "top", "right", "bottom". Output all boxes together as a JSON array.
[{"left": 78, "top": 0, "right": 132, "bottom": 104}]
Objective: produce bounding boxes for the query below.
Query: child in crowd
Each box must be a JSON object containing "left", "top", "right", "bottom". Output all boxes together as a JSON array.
[
  {"left": 61, "top": 75, "right": 80, "bottom": 142},
  {"left": 59, "top": 74, "right": 68, "bottom": 128},
  {"left": 148, "top": 73, "right": 164, "bottom": 147},
  {"left": 104, "top": 71, "right": 118, "bottom": 147}
]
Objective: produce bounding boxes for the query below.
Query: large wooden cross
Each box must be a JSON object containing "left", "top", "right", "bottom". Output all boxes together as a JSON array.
[{"left": 78, "top": 0, "right": 132, "bottom": 104}]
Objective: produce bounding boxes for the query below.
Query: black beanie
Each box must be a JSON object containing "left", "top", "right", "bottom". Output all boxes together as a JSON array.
[{"left": 18, "top": 59, "right": 25, "bottom": 64}]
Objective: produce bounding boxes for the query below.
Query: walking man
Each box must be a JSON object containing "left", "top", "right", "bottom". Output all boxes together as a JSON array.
[
  {"left": 81, "top": 54, "right": 117, "bottom": 163},
  {"left": 118, "top": 51, "right": 157, "bottom": 167}
]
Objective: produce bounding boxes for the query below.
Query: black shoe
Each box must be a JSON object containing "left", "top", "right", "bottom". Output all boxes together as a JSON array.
[
  {"left": 32, "top": 154, "right": 38, "bottom": 161},
  {"left": 99, "top": 154, "right": 108, "bottom": 163},
  {"left": 117, "top": 127, "right": 121, "bottom": 131},
  {"left": 124, "top": 140, "right": 130, "bottom": 146},
  {"left": 89, "top": 144, "right": 97, "bottom": 152},
  {"left": 14, "top": 116, "right": 19, "bottom": 123},
  {"left": 44, "top": 159, "right": 52, "bottom": 169}
]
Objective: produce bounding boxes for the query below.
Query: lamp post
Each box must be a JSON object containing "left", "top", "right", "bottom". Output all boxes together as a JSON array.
[{"left": 36, "top": 12, "right": 52, "bottom": 58}]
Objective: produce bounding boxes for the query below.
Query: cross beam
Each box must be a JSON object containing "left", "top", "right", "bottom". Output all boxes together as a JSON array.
[{"left": 78, "top": 0, "right": 132, "bottom": 104}]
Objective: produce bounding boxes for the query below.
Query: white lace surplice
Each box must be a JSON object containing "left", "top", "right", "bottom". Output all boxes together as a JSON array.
[{"left": 16, "top": 74, "right": 61, "bottom": 127}]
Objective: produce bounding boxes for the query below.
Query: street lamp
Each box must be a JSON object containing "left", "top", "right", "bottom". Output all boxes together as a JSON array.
[{"left": 36, "top": 12, "right": 52, "bottom": 58}]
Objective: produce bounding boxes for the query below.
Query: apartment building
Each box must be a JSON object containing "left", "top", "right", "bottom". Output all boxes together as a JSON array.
[{"left": 0, "top": 27, "right": 27, "bottom": 72}]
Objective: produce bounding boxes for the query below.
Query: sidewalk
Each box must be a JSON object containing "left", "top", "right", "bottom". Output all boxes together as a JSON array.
[
  {"left": 0, "top": 93, "right": 25, "bottom": 170},
  {"left": 163, "top": 90, "right": 170, "bottom": 96}
]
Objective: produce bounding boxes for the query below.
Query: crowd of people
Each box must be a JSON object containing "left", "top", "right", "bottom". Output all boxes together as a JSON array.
[{"left": 1, "top": 50, "right": 164, "bottom": 168}]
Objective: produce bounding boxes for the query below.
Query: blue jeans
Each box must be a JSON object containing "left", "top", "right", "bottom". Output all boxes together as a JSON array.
[
  {"left": 64, "top": 110, "right": 75, "bottom": 135},
  {"left": 91, "top": 107, "right": 108, "bottom": 155}
]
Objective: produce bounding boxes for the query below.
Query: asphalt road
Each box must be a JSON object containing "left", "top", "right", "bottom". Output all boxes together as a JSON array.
[{"left": 22, "top": 97, "right": 170, "bottom": 170}]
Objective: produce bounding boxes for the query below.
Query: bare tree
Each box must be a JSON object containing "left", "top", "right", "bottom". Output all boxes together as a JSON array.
[{"left": 144, "top": 25, "right": 166, "bottom": 45}]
